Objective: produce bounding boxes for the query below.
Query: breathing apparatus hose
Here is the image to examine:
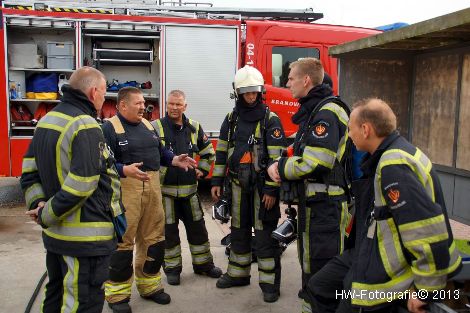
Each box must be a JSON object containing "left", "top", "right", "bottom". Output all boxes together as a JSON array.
[{"left": 24, "top": 270, "right": 47, "bottom": 313}]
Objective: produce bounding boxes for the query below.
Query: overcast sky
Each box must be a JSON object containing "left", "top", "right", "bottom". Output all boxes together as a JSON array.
[{"left": 208, "top": 0, "right": 469, "bottom": 28}]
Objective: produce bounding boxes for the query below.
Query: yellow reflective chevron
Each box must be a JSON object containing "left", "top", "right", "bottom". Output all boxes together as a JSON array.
[
  {"left": 105, "top": 280, "right": 132, "bottom": 298},
  {"left": 414, "top": 241, "right": 461, "bottom": 290},
  {"left": 164, "top": 244, "right": 182, "bottom": 268},
  {"left": 151, "top": 119, "right": 165, "bottom": 145},
  {"left": 212, "top": 164, "right": 226, "bottom": 177},
  {"left": 56, "top": 115, "right": 100, "bottom": 184},
  {"left": 162, "top": 195, "right": 175, "bottom": 224},
  {"left": 199, "top": 142, "right": 214, "bottom": 155},
  {"left": 62, "top": 256, "right": 79, "bottom": 312},
  {"left": 136, "top": 273, "right": 162, "bottom": 297},
  {"left": 161, "top": 184, "right": 197, "bottom": 198},
  {"left": 192, "top": 252, "right": 212, "bottom": 265},
  {"left": 187, "top": 119, "right": 200, "bottom": 155},
  {"left": 351, "top": 269, "right": 413, "bottom": 306},
  {"left": 165, "top": 244, "right": 181, "bottom": 258},
  {"left": 62, "top": 171, "right": 99, "bottom": 197},
  {"left": 376, "top": 148, "right": 435, "bottom": 206},
  {"left": 229, "top": 250, "right": 252, "bottom": 265},
  {"left": 43, "top": 222, "right": 114, "bottom": 241},
  {"left": 355, "top": 144, "right": 463, "bottom": 308},
  {"left": 305, "top": 182, "right": 345, "bottom": 197},
  {"left": 257, "top": 257, "right": 275, "bottom": 271},
  {"left": 231, "top": 183, "right": 242, "bottom": 228},
  {"left": 198, "top": 158, "right": 212, "bottom": 172},
  {"left": 259, "top": 272, "right": 275, "bottom": 284},
  {"left": 22, "top": 157, "right": 38, "bottom": 174},
  {"left": 320, "top": 102, "right": 349, "bottom": 126},
  {"left": 107, "top": 162, "right": 123, "bottom": 217},
  {"left": 267, "top": 145, "right": 284, "bottom": 157},
  {"left": 305, "top": 147, "right": 336, "bottom": 169},
  {"left": 25, "top": 183, "right": 45, "bottom": 209},
  {"left": 265, "top": 180, "right": 279, "bottom": 187},
  {"left": 227, "top": 264, "right": 251, "bottom": 277},
  {"left": 189, "top": 194, "right": 203, "bottom": 220},
  {"left": 189, "top": 241, "right": 210, "bottom": 254},
  {"left": 216, "top": 138, "right": 228, "bottom": 152},
  {"left": 41, "top": 201, "right": 59, "bottom": 227},
  {"left": 376, "top": 219, "right": 408, "bottom": 278},
  {"left": 399, "top": 215, "right": 447, "bottom": 245}
]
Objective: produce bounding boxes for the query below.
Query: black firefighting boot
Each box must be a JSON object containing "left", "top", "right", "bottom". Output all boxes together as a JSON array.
[
  {"left": 298, "top": 288, "right": 307, "bottom": 299},
  {"left": 141, "top": 289, "right": 171, "bottom": 305},
  {"left": 216, "top": 273, "right": 250, "bottom": 288},
  {"left": 166, "top": 273, "right": 180, "bottom": 285},
  {"left": 263, "top": 291, "right": 280, "bottom": 303},
  {"left": 195, "top": 266, "right": 223, "bottom": 278},
  {"left": 108, "top": 300, "right": 132, "bottom": 313}
]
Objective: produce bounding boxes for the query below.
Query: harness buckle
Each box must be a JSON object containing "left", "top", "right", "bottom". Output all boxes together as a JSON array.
[{"left": 366, "top": 210, "right": 375, "bottom": 226}]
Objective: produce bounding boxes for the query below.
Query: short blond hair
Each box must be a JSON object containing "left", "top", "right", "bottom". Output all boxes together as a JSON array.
[
  {"left": 353, "top": 98, "right": 397, "bottom": 137},
  {"left": 289, "top": 58, "right": 324, "bottom": 86}
]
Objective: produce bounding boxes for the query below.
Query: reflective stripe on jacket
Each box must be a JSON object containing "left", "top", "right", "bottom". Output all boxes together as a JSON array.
[
  {"left": 351, "top": 133, "right": 461, "bottom": 309},
  {"left": 152, "top": 116, "right": 215, "bottom": 198},
  {"left": 20, "top": 86, "right": 122, "bottom": 257},
  {"left": 279, "top": 101, "right": 349, "bottom": 200}
]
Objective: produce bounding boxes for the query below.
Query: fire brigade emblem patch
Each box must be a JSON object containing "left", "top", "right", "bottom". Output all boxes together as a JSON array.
[
  {"left": 315, "top": 124, "right": 326, "bottom": 135},
  {"left": 271, "top": 127, "right": 283, "bottom": 139},
  {"left": 387, "top": 189, "right": 400, "bottom": 203},
  {"left": 312, "top": 122, "right": 329, "bottom": 138}
]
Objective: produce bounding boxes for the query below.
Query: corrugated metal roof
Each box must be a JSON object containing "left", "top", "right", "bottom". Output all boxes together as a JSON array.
[{"left": 330, "top": 7, "right": 470, "bottom": 56}]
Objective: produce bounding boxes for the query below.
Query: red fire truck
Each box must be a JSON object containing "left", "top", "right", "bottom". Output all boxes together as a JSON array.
[{"left": 0, "top": 0, "right": 379, "bottom": 176}]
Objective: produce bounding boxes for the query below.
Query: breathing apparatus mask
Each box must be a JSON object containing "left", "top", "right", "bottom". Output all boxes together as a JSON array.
[
  {"left": 212, "top": 198, "right": 230, "bottom": 224},
  {"left": 271, "top": 147, "right": 298, "bottom": 248}
]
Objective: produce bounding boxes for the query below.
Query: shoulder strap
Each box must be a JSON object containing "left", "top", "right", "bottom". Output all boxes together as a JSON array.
[
  {"left": 227, "top": 109, "right": 238, "bottom": 146},
  {"left": 152, "top": 119, "right": 165, "bottom": 146},
  {"left": 107, "top": 115, "right": 130, "bottom": 164},
  {"left": 322, "top": 96, "right": 351, "bottom": 116},
  {"left": 141, "top": 118, "right": 154, "bottom": 131},
  {"left": 302, "top": 96, "right": 350, "bottom": 142},
  {"left": 108, "top": 115, "right": 125, "bottom": 134},
  {"left": 162, "top": 117, "right": 176, "bottom": 150},
  {"left": 259, "top": 106, "right": 270, "bottom": 138}
]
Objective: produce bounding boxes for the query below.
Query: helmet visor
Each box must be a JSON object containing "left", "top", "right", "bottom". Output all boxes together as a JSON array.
[{"left": 236, "top": 85, "right": 264, "bottom": 95}]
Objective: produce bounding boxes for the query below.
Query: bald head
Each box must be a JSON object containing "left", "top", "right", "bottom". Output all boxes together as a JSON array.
[
  {"left": 352, "top": 98, "right": 396, "bottom": 137},
  {"left": 68, "top": 66, "right": 107, "bottom": 111},
  {"left": 68, "top": 66, "right": 106, "bottom": 95}
]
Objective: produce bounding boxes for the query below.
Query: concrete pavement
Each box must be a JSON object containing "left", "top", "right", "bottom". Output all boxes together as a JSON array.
[
  {"left": 0, "top": 204, "right": 302, "bottom": 313},
  {"left": 2, "top": 177, "right": 469, "bottom": 313}
]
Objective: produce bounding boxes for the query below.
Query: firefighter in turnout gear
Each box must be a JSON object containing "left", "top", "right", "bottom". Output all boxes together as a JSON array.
[
  {"left": 211, "top": 65, "right": 287, "bottom": 303},
  {"left": 151, "top": 90, "right": 222, "bottom": 286},
  {"left": 102, "top": 87, "right": 196, "bottom": 313},
  {"left": 309, "top": 99, "right": 462, "bottom": 313},
  {"left": 21, "top": 67, "right": 123, "bottom": 313},
  {"left": 267, "top": 58, "right": 350, "bottom": 313}
]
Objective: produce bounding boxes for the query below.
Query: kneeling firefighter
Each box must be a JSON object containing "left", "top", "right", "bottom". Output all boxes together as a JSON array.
[{"left": 211, "top": 65, "right": 287, "bottom": 303}]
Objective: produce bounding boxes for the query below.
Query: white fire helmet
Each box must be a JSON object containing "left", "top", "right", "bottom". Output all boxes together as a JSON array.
[{"left": 234, "top": 65, "right": 265, "bottom": 96}]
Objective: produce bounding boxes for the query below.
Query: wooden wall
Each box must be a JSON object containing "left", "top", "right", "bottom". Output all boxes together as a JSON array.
[
  {"left": 412, "top": 54, "right": 459, "bottom": 167},
  {"left": 338, "top": 57, "right": 412, "bottom": 138},
  {"left": 457, "top": 54, "right": 470, "bottom": 171}
]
